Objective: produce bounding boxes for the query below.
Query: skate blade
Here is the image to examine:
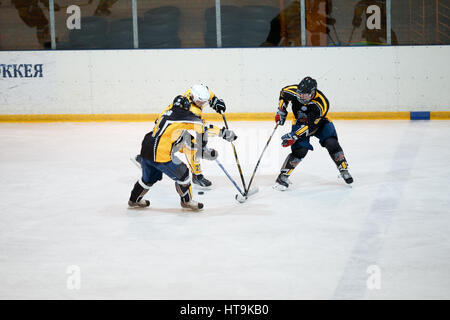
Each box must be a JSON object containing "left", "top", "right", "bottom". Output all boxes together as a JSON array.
[
  {"left": 192, "top": 184, "right": 212, "bottom": 191},
  {"left": 235, "top": 193, "right": 247, "bottom": 203},
  {"left": 272, "top": 183, "right": 288, "bottom": 191},
  {"left": 181, "top": 206, "right": 204, "bottom": 211},
  {"left": 337, "top": 174, "right": 354, "bottom": 186}
]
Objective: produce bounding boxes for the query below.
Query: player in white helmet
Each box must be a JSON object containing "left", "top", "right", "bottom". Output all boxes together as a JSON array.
[{"left": 134, "top": 84, "right": 235, "bottom": 189}]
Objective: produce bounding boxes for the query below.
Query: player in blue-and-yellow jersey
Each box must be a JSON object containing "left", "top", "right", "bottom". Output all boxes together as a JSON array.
[
  {"left": 273, "top": 76, "right": 353, "bottom": 190},
  {"left": 128, "top": 84, "right": 236, "bottom": 210}
]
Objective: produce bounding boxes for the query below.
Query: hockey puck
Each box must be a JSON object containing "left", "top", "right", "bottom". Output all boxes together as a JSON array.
[{"left": 198, "top": 191, "right": 204, "bottom": 195}]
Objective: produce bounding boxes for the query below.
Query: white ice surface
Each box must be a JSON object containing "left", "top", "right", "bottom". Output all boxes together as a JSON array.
[{"left": 0, "top": 120, "right": 449, "bottom": 299}]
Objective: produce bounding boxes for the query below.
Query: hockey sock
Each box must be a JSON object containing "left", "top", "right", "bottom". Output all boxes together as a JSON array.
[
  {"left": 129, "top": 179, "right": 151, "bottom": 202},
  {"left": 323, "top": 137, "right": 349, "bottom": 171},
  {"left": 175, "top": 182, "right": 193, "bottom": 203}
]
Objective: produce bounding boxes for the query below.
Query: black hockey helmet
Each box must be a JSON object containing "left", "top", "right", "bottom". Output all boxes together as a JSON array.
[
  {"left": 172, "top": 95, "right": 191, "bottom": 111},
  {"left": 296, "top": 76, "right": 317, "bottom": 103}
]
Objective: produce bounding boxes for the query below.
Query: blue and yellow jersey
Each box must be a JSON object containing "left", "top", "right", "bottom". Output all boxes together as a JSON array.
[{"left": 279, "top": 85, "right": 330, "bottom": 137}]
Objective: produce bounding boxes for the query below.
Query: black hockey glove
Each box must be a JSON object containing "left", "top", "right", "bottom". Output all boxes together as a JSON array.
[
  {"left": 201, "top": 147, "right": 218, "bottom": 160},
  {"left": 173, "top": 95, "right": 191, "bottom": 111},
  {"left": 219, "top": 127, "right": 237, "bottom": 142},
  {"left": 275, "top": 108, "right": 288, "bottom": 125},
  {"left": 210, "top": 96, "right": 226, "bottom": 114}
]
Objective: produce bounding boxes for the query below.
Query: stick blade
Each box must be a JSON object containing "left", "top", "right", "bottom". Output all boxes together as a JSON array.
[
  {"left": 235, "top": 193, "right": 247, "bottom": 203},
  {"left": 246, "top": 187, "right": 259, "bottom": 197},
  {"left": 234, "top": 186, "right": 259, "bottom": 204}
]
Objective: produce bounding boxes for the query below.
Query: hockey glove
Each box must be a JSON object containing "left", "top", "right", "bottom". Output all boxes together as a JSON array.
[
  {"left": 219, "top": 127, "right": 237, "bottom": 142},
  {"left": 281, "top": 132, "right": 299, "bottom": 148},
  {"left": 173, "top": 95, "right": 191, "bottom": 110},
  {"left": 275, "top": 108, "right": 288, "bottom": 125},
  {"left": 210, "top": 96, "right": 226, "bottom": 114},
  {"left": 201, "top": 147, "right": 218, "bottom": 160}
]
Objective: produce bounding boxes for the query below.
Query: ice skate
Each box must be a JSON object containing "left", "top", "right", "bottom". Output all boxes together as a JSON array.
[
  {"left": 340, "top": 169, "right": 353, "bottom": 184},
  {"left": 192, "top": 174, "right": 212, "bottom": 189},
  {"left": 128, "top": 199, "right": 150, "bottom": 208},
  {"left": 273, "top": 173, "right": 292, "bottom": 191},
  {"left": 181, "top": 200, "right": 204, "bottom": 211}
]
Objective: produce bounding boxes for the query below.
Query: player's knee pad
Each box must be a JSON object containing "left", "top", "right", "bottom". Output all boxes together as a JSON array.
[
  {"left": 292, "top": 148, "right": 308, "bottom": 161},
  {"left": 174, "top": 163, "right": 191, "bottom": 185},
  {"left": 323, "top": 137, "right": 342, "bottom": 155}
]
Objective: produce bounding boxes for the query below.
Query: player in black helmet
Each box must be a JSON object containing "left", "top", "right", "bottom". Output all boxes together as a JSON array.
[
  {"left": 128, "top": 89, "right": 236, "bottom": 211},
  {"left": 133, "top": 84, "right": 231, "bottom": 190},
  {"left": 274, "top": 76, "right": 353, "bottom": 190}
]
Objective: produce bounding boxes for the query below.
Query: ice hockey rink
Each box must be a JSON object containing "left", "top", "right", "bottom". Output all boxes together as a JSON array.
[{"left": 0, "top": 119, "right": 449, "bottom": 299}]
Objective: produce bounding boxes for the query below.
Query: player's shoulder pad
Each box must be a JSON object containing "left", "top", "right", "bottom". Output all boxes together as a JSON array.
[
  {"left": 314, "top": 89, "right": 329, "bottom": 105},
  {"left": 281, "top": 84, "right": 299, "bottom": 97}
]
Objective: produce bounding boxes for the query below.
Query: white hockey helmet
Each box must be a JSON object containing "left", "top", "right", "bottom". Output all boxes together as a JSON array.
[{"left": 190, "top": 84, "right": 210, "bottom": 109}]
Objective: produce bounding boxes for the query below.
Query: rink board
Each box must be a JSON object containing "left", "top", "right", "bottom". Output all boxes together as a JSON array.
[{"left": 1, "top": 46, "right": 449, "bottom": 117}]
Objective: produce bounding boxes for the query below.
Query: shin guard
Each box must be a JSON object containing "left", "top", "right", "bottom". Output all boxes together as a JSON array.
[
  {"left": 332, "top": 151, "right": 349, "bottom": 172},
  {"left": 175, "top": 182, "right": 193, "bottom": 203}
]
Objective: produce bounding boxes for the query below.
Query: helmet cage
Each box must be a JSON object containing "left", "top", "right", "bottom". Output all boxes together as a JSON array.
[{"left": 296, "top": 77, "right": 317, "bottom": 104}]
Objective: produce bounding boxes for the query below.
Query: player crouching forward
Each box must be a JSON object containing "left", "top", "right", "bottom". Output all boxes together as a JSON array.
[
  {"left": 134, "top": 84, "right": 229, "bottom": 189},
  {"left": 128, "top": 94, "right": 236, "bottom": 210},
  {"left": 274, "top": 76, "right": 353, "bottom": 191}
]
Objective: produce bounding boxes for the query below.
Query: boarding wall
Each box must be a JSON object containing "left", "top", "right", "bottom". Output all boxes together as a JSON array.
[{"left": 0, "top": 45, "right": 449, "bottom": 119}]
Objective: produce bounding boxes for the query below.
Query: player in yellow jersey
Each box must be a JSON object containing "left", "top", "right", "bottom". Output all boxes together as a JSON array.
[
  {"left": 134, "top": 84, "right": 234, "bottom": 189},
  {"left": 274, "top": 76, "right": 353, "bottom": 190},
  {"left": 128, "top": 85, "right": 236, "bottom": 210}
]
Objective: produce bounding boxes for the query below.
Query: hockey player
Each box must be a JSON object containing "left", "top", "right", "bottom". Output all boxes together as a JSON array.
[
  {"left": 128, "top": 86, "right": 236, "bottom": 210},
  {"left": 273, "top": 76, "right": 353, "bottom": 190},
  {"left": 134, "top": 84, "right": 229, "bottom": 189}
]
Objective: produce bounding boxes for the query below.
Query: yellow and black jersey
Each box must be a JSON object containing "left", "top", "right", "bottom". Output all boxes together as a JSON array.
[
  {"left": 155, "top": 89, "right": 222, "bottom": 138},
  {"left": 279, "top": 85, "right": 330, "bottom": 136},
  {"left": 140, "top": 107, "right": 204, "bottom": 163}
]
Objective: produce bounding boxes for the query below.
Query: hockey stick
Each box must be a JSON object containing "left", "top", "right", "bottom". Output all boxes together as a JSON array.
[
  {"left": 215, "top": 159, "right": 244, "bottom": 196},
  {"left": 215, "top": 159, "right": 259, "bottom": 203},
  {"left": 237, "top": 123, "right": 279, "bottom": 202},
  {"left": 221, "top": 113, "right": 247, "bottom": 192}
]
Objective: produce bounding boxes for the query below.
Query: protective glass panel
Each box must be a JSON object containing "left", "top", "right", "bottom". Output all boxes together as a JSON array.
[
  {"left": 392, "top": 0, "right": 450, "bottom": 45},
  {"left": 137, "top": 0, "right": 214, "bottom": 48},
  {"left": 436, "top": 0, "right": 450, "bottom": 44},
  {"left": 0, "top": 0, "right": 52, "bottom": 50},
  {"left": 306, "top": 0, "right": 392, "bottom": 46},
  {"left": 54, "top": 0, "right": 133, "bottom": 50},
  {"left": 213, "top": 0, "right": 298, "bottom": 47}
]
